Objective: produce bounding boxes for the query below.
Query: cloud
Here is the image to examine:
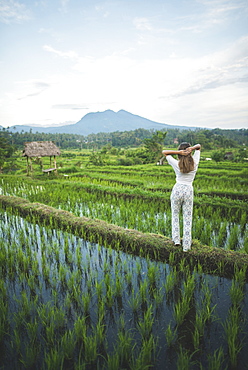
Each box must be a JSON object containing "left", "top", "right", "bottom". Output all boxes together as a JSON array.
[
  {"left": 43, "top": 45, "right": 78, "bottom": 59},
  {"left": 175, "top": 0, "right": 248, "bottom": 34},
  {"left": 171, "top": 74, "right": 248, "bottom": 98},
  {"left": 59, "top": 0, "right": 69, "bottom": 14},
  {"left": 94, "top": 4, "right": 109, "bottom": 18},
  {"left": 17, "top": 80, "right": 50, "bottom": 100},
  {"left": 133, "top": 17, "right": 153, "bottom": 31},
  {"left": 0, "top": 0, "right": 32, "bottom": 24},
  {"left": 52, "top": 104, "right": 88, "bottom": 110}
]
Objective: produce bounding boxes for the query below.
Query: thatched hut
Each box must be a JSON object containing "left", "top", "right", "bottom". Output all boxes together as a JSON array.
[{"left": 22, "top": 141, "right": 61, "bottom": 175}]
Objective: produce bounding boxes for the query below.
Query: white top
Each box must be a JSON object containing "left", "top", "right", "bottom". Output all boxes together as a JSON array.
[{"left": 166, "top": 150, "right": 200, "bottom": 185}]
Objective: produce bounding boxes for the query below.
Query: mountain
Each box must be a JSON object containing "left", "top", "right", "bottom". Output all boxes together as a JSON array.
[{"left": 6, "top": 110, "right": 197, "bottom": 135}]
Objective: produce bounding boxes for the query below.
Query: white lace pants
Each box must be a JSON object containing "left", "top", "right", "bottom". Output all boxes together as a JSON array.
[{"left": 170, "top": 183, "right": 194, "bottom": 250}]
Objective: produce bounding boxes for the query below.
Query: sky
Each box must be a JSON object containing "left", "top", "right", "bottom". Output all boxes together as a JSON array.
[{"left": 0, "top": 0, "right": 248, "bottom": 130}]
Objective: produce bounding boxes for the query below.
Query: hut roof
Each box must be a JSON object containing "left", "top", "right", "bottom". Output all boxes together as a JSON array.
[{"left": 22, "top": 141, "right": 61, "bottom": 158}]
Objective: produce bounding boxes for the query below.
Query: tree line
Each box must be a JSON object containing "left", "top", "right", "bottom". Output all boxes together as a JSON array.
[
  {"left": 0, "top": 126, "right": 247, "bottom": 170},
  {"left": 1, "top": 126, "right": 247, "bottom": 150}
]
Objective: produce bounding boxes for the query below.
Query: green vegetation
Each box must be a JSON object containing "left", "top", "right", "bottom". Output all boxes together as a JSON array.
[
  {"left": 0, "top": 127, "right": 247, "bottom": 368},
  {"left": 0, "top": 209, "right": 247, "bottom": 369}
]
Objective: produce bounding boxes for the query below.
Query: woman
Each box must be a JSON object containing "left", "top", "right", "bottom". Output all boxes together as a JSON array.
[{"left": 162, "top": 143, "right": 201, "bottom": 251}]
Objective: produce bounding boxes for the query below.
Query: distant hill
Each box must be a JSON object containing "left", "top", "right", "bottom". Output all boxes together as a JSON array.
[{"left": 6, "top": 110, "right": 197, "bottom": 135}]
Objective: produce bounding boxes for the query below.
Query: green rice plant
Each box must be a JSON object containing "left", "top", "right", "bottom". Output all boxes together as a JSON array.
[
  {"left": 20, "top": 343, "right": 39, "bottom": 369},
  {"left": 0, "top": 300, "right": 8, "bottom": 343},
  {"left": 183, "top": 273, "right": 195, "bottom": 298},
  {"left": 173, "top": 295, "right": 191, "bottom": 326},
  {"left": 135, "top": 260, "right": 142, "bottom": 275},
  {"left": 82, "top": 291, "right": 91, "bottom": 313},
  {"left": 26, "top": 319, "right": 39, "bottom": 345},
  {"left": 165, "top": 322, "right": 177, "bottom": 347},
  {"left": 128, "top": 289, "right": 142, "bottom": 312},
  {"left": 139, "top": 279, "right": 149, "bottom": 303},
  {"left": 60, "top": 330, "right": 76, "bottom": 360},
  {"left": 45, "top": 322, "right": 56, "bottom": 346},
  {"left": 234, "top": 265, "right": 247, "bottom": 287},
  {"left": 43, "top": 347, "right": 64, "bottom": 370},
  {"left": 115, "top": 275, "right": 123, "bottom": 297},
  {"left": 243, "top": 230, "right": 248, "bottom": 253},
  {"left": 195, "top": 311, "right": 206, "bottom": 337},
  {"left": 137, "top": 305, "right": 154, "bottom": 339},
  {"left": 169, "top": 252, "right": 175, "bottom": 266},
  {"left": 151, "top": 286, "right": 164, "bottom": 305},
  {"left": 223, "top": 305, "right": 243, "bottom": 368},
  {"left": 164, "top": 268, "right": 178, "bottom": 294},
  {"left": 179, "top": 258, "right": 186, "bottom": 272},
  {"left": 95, "top": 280, "right": 104, "bottom": 300},
  {"left": 201, "top": 283, "right": 216, "bottom": 323},
  {"left": 58, "top": 264, "right": 67, "bottom": 286},
  {"left": 12, "top": 328, "right": 21, "bottom": 355},
  {"left": 201, "top": 223, "right": 212, "bottom": 246},
  {"left": 217, "top": 221, "right": 228, "bottom": 248},
  {"left": 229, "top": 280, "right": 244, "bottom": 306},
  {"left": 106, "top": 286, "right": 115, "bottom": 307},
  {"left": 192, "top": 326, "right": 200, "bottom": 350},
  {"left": 83, "top": 334, "right": 98, "bottom": 364},
  {"left": 74, "top": 316, "right": 87, "bottom": 344},
  {"left": 227, "top": 225, "right": 240, "bottom": 250},
  {"left": 106, "top": 352, "right": 120, "bottom": 370},
  {"left": 94, "top": 316, "right": 106, "bottom": 347},
  {"left": 207, "top": 347, "right": 226, "bottom": 370},
  {"left": 147, "top": 263, "right": 158, "bottom": 286},
  {"left": 116, "top": 330, "right": 134, "bottom": 365},
  {"left": 130, "top": 335, "right": 156, "bottom": 370},
  {"left": 176, "top": 346, "right": 194, "bottom": 370}
]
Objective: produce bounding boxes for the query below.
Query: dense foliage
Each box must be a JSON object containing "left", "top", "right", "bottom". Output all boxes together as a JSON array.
[{"left": 1, "top": 126, "right": 247, "bottom": 150}]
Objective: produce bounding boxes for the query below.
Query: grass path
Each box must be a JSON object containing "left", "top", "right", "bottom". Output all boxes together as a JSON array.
[{"left": 0, "top": 194, "right": 247, "bottom": 280}]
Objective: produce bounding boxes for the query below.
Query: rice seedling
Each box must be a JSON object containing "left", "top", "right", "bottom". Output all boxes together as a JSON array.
[
  {"left": 20, "top": 344, "right": 40, "bottom": 369},
  {"left": 137, "top": 305, "right": 154, "bottom": 339},
  {"left": 43, "top": 347, "right": 64, "bottom": 370},
  {"left": 229, "top": 280, "right": 245, "bottom": 306},
  {"left": 0, "top": 197, "right": 247, "bottom": 370},
  {"left": 83, "top": 334, "right": 98, "bottom": 365},
  {"left": 176, "top": 346, "right": 194, "bottom": 370},
  {"left": 173, "top": 295, "right": 191, "bottom": 326},
  {"left": 234, "top": 265, "right": 247, "bottom": 287},
  {"left": 223, "top": 305, "right": 243, "bottom": 368},
  {"left": 164, "top": 267, "right": 178, "bottom": 294},
  {"left": 25, "top": 319, "right": 39, "bottom": 345},
  {"left": 74, "top": 316, "right": 87, "bottom": 345},
  {"left": 165, "top": 322, "right": 177, "bottom": 347},
  {"left": 115, "top": 329, "right": 134, "bottom": 366},
  {"left": 207, "top": 347, "right": 226, "bottom": 370},
  {"left": 60, "top": 330, "right": 76, "bottom": 360},
  {"left": 217, "top": 221, "right": 228, "bottom": 248},
  {"left": 128, "top": 290, "right": 142, "bottom": 312},
  {"left": 227, "top": 225, "right": 240, "bottom": 250},
  {"left": 130, "top": 335, "right": 156, "bottom": 370},
  {"left": 139, "top": 279, "right": 149, "bottom": 304},
  {"left": 106, "top": 352, "right": 120, "bottom": 370}
]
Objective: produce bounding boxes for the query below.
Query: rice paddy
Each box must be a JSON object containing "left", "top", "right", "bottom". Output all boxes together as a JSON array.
[
  {"left": 0, "top": 210, "right": 247, "bottom": 369},
  {"left": 0, "top": 155, "right": 247, "bottom": 369}
]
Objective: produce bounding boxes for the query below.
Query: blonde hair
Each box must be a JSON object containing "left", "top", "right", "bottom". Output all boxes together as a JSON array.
[{"left": 178, "top": 142, "right": 194, "bottom": 173}]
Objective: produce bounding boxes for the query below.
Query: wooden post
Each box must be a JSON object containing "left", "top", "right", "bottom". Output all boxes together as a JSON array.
[
  {"left": 54, "top": 155, "right": 57, "bottom": 174},
  {"left": 26, "top": 157, "right": 29, "bottom": 175}
]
